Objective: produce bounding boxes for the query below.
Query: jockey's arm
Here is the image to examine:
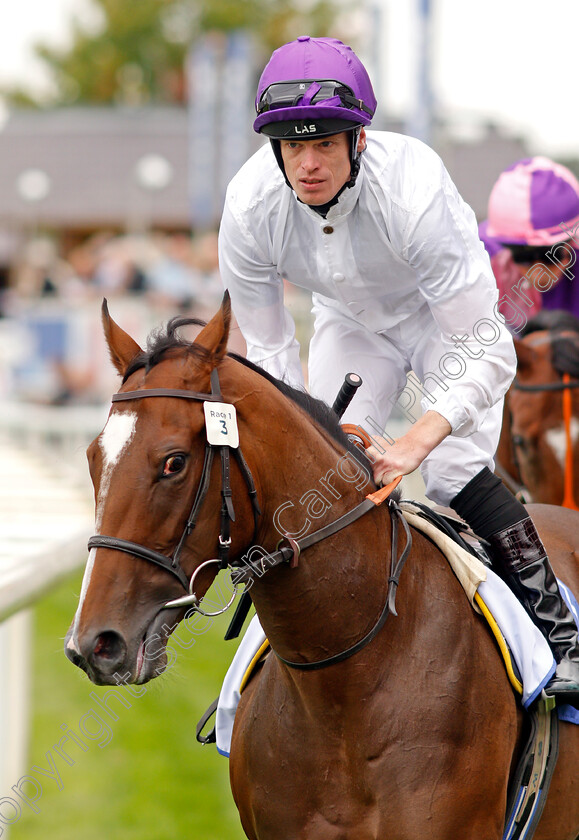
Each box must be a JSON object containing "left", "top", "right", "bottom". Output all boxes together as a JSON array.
[
  {"left": 368, "top": 410, "right": 452, "bottom": 486},
  {"left": 218, "top": 198, "right": 304, "bottom": 389}
]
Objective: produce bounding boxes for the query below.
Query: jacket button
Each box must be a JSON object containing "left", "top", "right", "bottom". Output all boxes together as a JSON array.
[{"left": 322, "top": 225, "right": 334, "bottom": 234}]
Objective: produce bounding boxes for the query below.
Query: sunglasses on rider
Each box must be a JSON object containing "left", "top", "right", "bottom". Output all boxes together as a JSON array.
[
  {"left": 257, "top": 79, "right": 374, "bottom": 116},
  {"left": 505, "top": 244, "right": 553, "bottom": 265}
]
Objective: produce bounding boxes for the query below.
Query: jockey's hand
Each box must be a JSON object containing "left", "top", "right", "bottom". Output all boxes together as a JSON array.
[{"left": 367, "top": 410, "right": 452, "bottom": 486}]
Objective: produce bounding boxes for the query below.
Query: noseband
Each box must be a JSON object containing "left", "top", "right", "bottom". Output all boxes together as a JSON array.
[
  {"left": 511, "top": 376, "right": 579, "bottom": 393},
  {"left": 88, "top": 368, "right": 262, "bottom": 612}
]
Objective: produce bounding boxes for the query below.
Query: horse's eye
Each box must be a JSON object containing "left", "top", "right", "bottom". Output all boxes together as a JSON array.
[{"left": 163, "top": 454, "right": 187, "bottom": 476}]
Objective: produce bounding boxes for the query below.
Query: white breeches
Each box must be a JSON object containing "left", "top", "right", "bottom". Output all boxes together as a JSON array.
[{"left": 307, "top": 302, "right": 503, "bottom": 506}]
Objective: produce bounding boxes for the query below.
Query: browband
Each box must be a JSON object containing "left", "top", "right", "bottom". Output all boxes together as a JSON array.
[{"left": 112, "top": 388, "right": 222, "bottom": 402}]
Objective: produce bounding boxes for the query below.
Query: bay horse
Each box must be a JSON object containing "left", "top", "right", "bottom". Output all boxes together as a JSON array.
[
  {"left": 65, "top": 295, "right": 579, "bottom": 840},
  {"left": 496, "top": 310, "right": 579, "bottom": 508}
]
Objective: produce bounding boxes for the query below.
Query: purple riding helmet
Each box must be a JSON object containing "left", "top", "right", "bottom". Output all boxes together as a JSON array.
[{"left": 254, "top": 36, "right": 377, "bottom": 188}]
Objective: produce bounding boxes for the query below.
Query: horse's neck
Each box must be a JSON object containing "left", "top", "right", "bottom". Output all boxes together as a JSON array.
[{"left": 247, "top": 426, "right": 393, "bottom": 667}]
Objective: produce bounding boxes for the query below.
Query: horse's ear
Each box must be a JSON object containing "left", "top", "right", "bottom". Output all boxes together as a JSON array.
[
  {"left": 101, "top": 299, "right": 143, "bottom": 376},
  {"left": 194, "top": 291, "right": 231, "bottom": 363},
  {"left": 513, "top": 338, "right": 539, "bottom": 374}
]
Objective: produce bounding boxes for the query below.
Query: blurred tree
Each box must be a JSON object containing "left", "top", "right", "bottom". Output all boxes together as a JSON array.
[{"left": 2, "top": 0, "right": 338, "bottom": 107}]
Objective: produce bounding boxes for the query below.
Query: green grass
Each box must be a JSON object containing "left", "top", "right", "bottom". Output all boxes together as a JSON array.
[{"left": 10, "top": 573, "right": 247, "bottom": 840}]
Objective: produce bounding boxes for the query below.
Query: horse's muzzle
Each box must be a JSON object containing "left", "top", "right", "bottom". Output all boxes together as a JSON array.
[
  {"left": 64, "top": 607, "right": 180, "bottom": 686},
  {"left": 64, "top": 626, "right": 129, "bottom": 685}
]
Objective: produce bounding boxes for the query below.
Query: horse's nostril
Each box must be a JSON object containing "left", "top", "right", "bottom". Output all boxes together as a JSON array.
[
  {"left": 70, "top": 629, "right": 129, "bottom": 684},
  {"left": 92, "top": 630, "right": 126, "bottom": 663}
]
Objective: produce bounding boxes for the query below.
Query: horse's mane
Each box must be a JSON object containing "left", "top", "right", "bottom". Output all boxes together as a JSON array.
[
  {"left": 123, "top": 315, "right": 374, "bottom": 473},
  {"left": 520, "top": 309, "right": 579, "bottom": 379},
  {"left": 520, "top": 309, "right": 579, "bottom": 337}
]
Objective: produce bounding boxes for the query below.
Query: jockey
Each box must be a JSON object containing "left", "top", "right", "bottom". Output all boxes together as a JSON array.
[
  {"left": 218, "top": 36, "right": 579, "bottom": 703},
  {"left": 483, "top": 157, "right": 579, "bottom": 328}
]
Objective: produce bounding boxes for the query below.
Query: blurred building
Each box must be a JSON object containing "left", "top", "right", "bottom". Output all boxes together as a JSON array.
[
  {"left": 0, "top": 107, "right": 191, "bottom": 239},
  {"left": 436, "top": 121, "right": 527, "bottom": 220},
  {"left": 0, "top": 107, "right": 526, "bottom": 242}
]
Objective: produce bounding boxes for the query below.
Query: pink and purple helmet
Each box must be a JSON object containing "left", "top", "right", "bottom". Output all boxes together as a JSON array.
[
  {"left": 487, "top": 157, "right": 579, "bottom": 246},
  {"left": 254, "top": 36, "right": 376, "bottom": 140}
]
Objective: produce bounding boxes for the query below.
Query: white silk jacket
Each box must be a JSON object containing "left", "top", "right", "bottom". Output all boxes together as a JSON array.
[{"left": 218, "top": 131, "right": 517, "bottom": 438}]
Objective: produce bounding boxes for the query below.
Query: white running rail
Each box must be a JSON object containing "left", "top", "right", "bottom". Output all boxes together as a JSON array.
[{"left": 0, "top": 402, "right": 101, "bottom": 827}]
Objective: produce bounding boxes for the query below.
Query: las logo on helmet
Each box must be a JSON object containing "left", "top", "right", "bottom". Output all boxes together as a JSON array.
[{"left": 294, "top": 125, "right": 317, "bottom": 134}]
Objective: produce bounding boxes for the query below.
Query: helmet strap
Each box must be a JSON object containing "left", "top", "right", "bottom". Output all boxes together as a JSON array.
[
  {"left": 270, "top": 139, "right": 293, "bottom": 189},
  {"left": 348, "top": 126, "right": 363, "bottom": 187}
]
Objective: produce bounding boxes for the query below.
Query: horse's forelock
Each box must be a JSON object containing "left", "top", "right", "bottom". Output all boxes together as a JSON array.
[
  {"left": 119, "top": 320, "right": 374, "bottom": 477},
  {"left": 121, "top": 316, "right": 212, "bottom": 383},
  {"left": 519, "top": 310, "right": 579, "bottom": 380},
  {"left": 551, "top": 332, "right": 579, "bottom": 379},
  {"left": 521, "top": 309, "right": 579, "bottom": 337}
]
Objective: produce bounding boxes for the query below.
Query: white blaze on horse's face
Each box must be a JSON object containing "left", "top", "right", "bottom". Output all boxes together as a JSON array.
[
  {"left": 545, "top": 418, "right": 579, "bottom": 471},
  {"left": 96, "top": 411, "right": 138, "bottom": 528},
  {"left": 70, "top": 411, "right": 138, "bottom": 647}
]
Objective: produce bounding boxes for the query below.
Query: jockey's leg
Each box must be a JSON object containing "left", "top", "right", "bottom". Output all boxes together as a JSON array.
[
  {"left": 450, "top": 466, "right": 579, "bottom": 705},
  {"left": 307, "top": 302, "right": 408, "bottom": 428},
  {"left": 418, "top": 397, "right": 579, "bottom": 706}
]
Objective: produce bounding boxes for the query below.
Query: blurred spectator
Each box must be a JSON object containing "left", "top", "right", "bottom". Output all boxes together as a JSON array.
[
  {"left": 144, "top": 231, "right": 224, "bottom": 312},
  {"left": 92, "top": 234, "right": 146, "bottom": 295},
  {"left": 480, "top": 157, "right": 579, "bottom": 331},
  {"left": 145, "top": 232, "right": 199, "bottom": 310},
  {"left": 0, "top": 229, "right": 21, "bottom": 317},
  {"left": 12, "top": 237, "right": 75, "bottom": 299},
  {"left": 0, "top": 227, "right": 228, "bottom": 403},
  {"left": 190, "top": 231, "right": 224, "bottom": 309},
  {"left": 64, "top": 232, "right": 116, "bottom": 299}
]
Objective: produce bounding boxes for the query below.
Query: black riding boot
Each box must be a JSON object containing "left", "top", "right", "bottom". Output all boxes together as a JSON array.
[
  {"left": 487, "top": 517, "right": 579, "bottom": 701},
  {"left": 451, "top": 468, "right": 579, "bottom": 706}
]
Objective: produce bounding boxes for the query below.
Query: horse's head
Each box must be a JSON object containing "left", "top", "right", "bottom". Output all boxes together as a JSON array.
[
  {"left": 508, "top": 325, "right": 579, "bottom": 506},
  {"left": 65, "top": 293, "right": 260, "bottom": 685}
]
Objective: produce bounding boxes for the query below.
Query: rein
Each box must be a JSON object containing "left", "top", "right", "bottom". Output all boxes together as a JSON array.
[
  {"left": 272, "top": 492, "right": 411, "bottom": 671},
  {"left": 88, "top": 368, "right": 410, "bottom": 670}
]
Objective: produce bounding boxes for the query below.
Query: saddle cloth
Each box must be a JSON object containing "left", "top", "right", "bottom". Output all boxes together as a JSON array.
[{"left": 213, "top": 506, "right": 579, "bottom": 757}]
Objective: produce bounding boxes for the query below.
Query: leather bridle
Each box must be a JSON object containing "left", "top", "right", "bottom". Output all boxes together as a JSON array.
[
  {"left": 511, "top": 375, "right": 579, "bottom": 394},
  {"left": 88, "top": 368, "right": 261, "bottom": 610},
  {"left": 506, "top": 372, "right": 579, "bottom": 510},
  {"left": 87, "top": 368, "right": 411, "bottom": 668}
]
